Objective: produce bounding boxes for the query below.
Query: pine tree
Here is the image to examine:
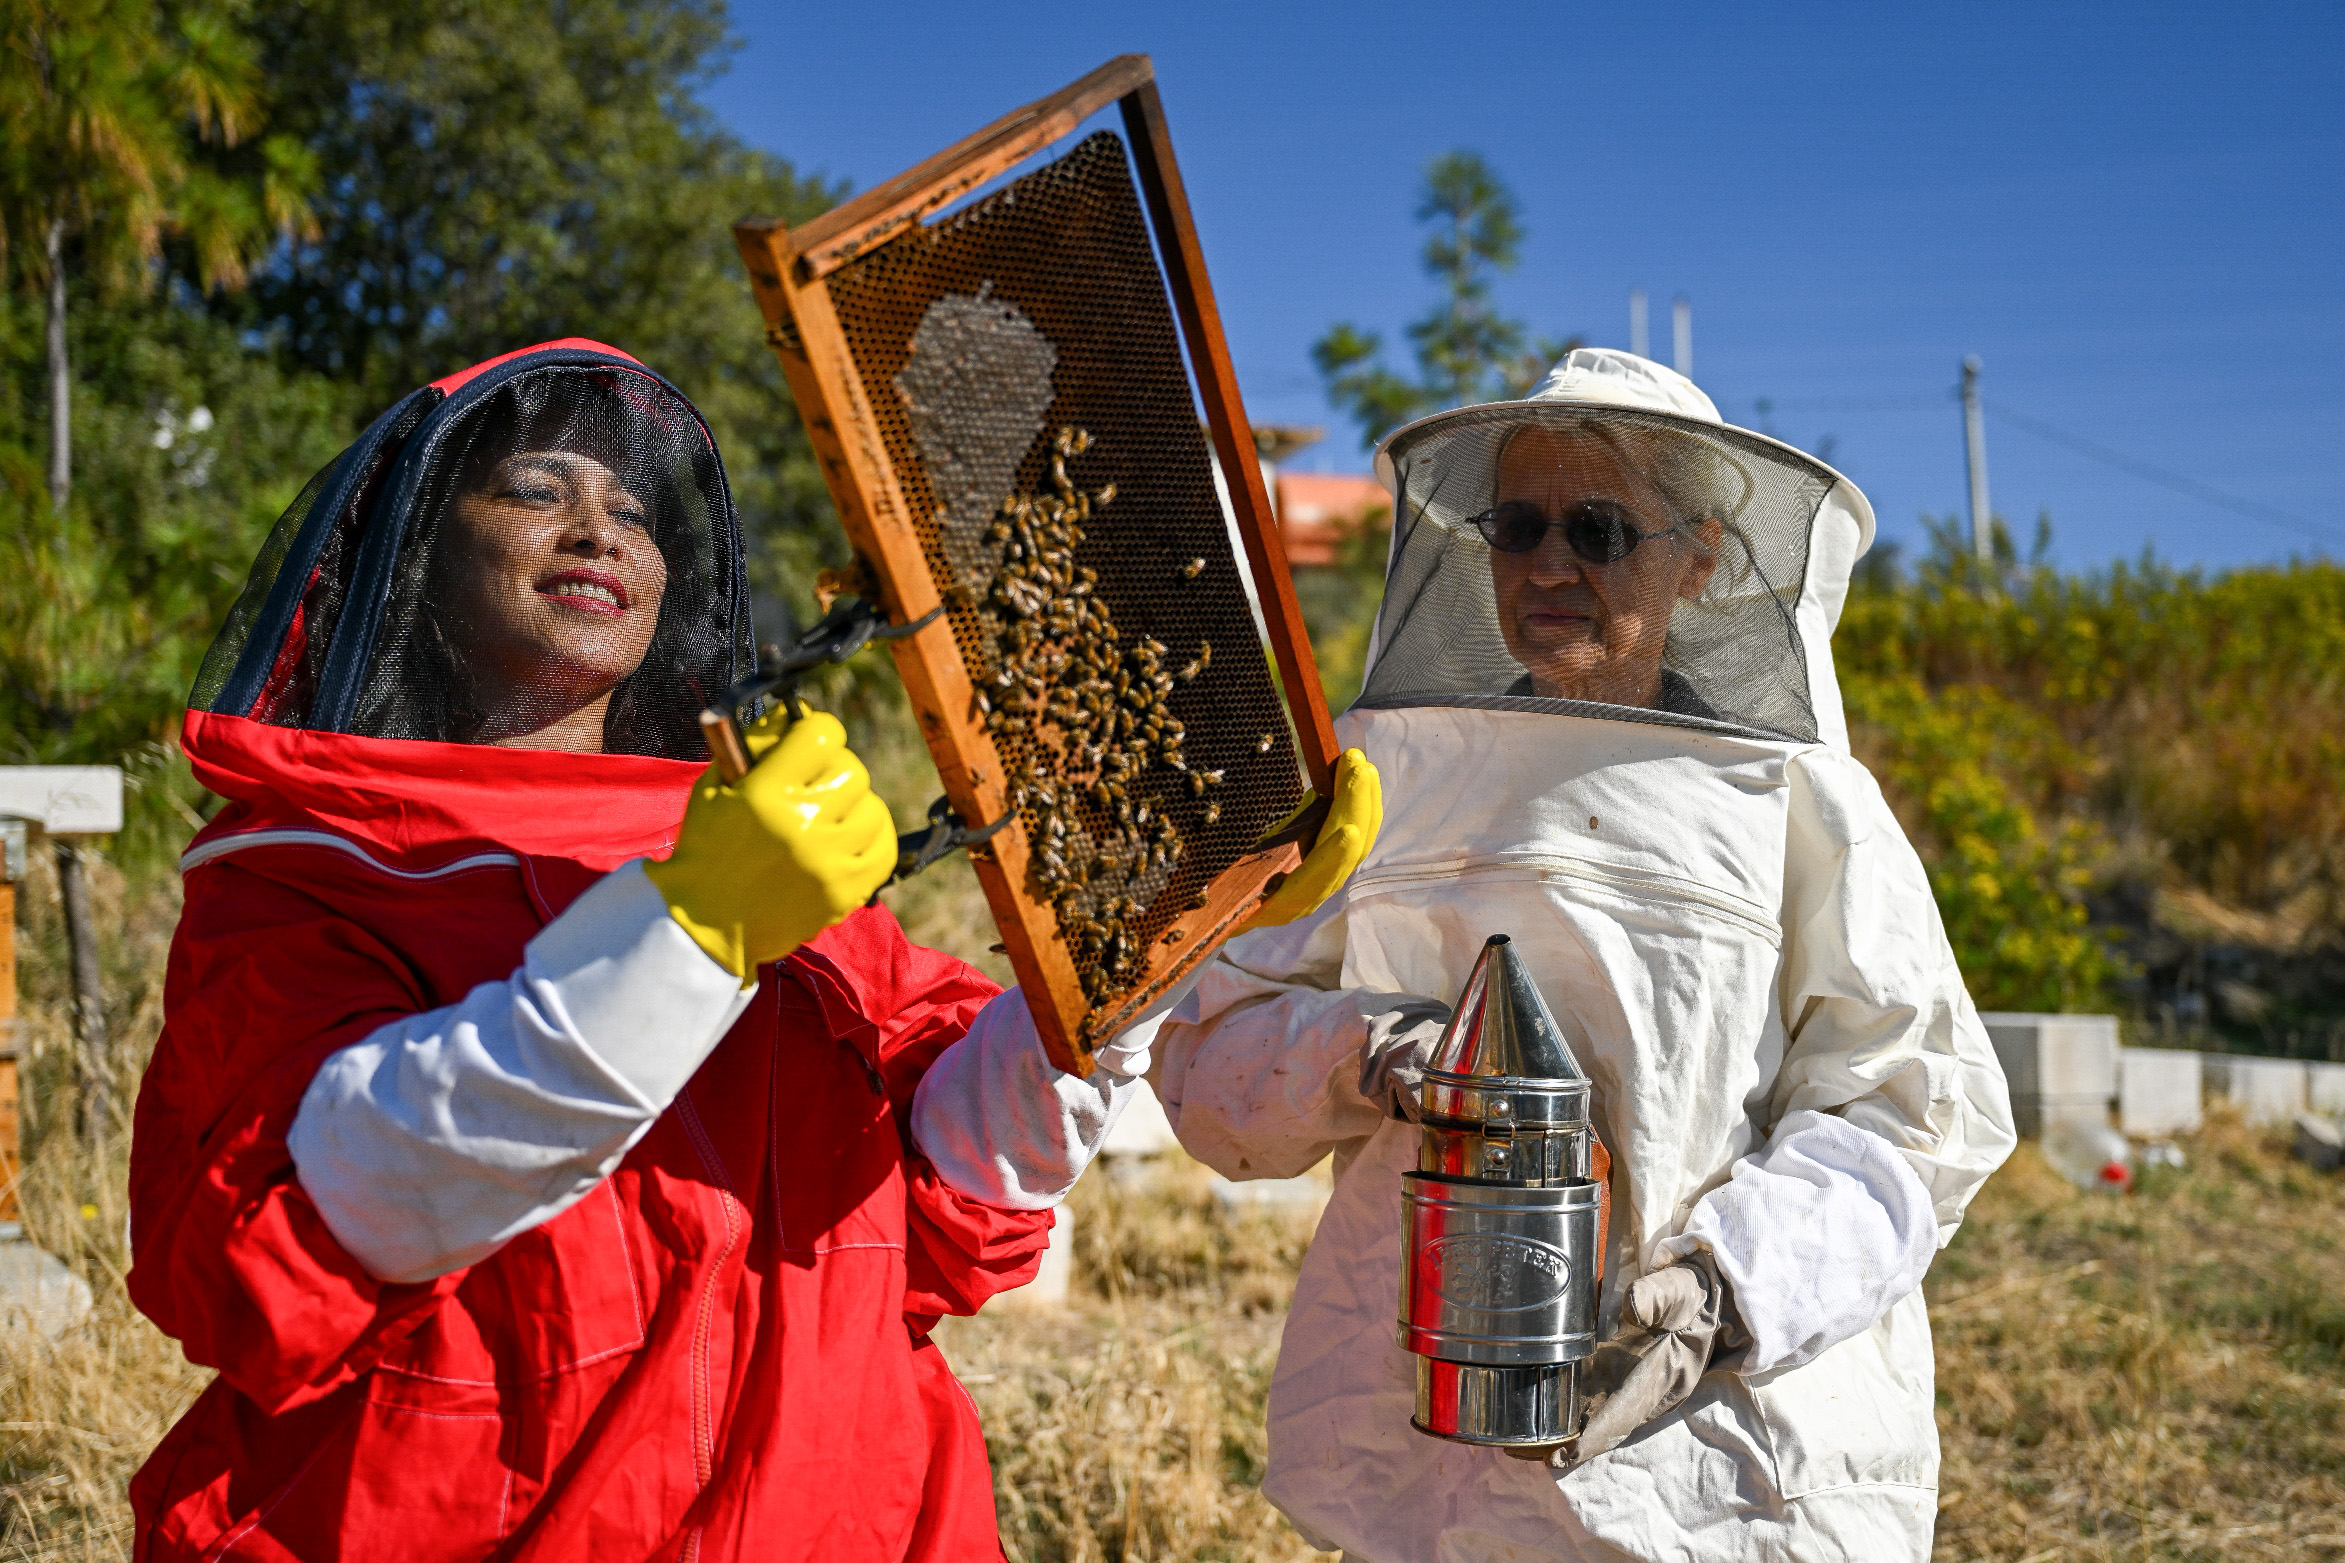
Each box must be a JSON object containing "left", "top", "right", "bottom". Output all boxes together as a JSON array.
[{"left": 1312, "top": 150, "right": 1578, "bottom": 448}]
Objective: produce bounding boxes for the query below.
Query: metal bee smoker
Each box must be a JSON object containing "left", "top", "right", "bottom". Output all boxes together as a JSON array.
[{"left": 1398, "top": 934, "right": 1607, "bottom": 1454}]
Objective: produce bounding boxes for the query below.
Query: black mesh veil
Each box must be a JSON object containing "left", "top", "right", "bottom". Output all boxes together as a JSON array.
[
  {"left": 1359, "top": 400, "right": 1841, "bottom": 743},
  {"left": 191, "top": 345, "right": 750, "bottom": 758}
]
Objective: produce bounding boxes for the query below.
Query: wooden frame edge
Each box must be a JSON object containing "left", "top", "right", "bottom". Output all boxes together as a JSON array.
[
  {"left": 790, "top": 55, "right": 1157, "bottom": 281},
  {"left": 1118, "top": 80, "right": 1344, "bottom": 797}
]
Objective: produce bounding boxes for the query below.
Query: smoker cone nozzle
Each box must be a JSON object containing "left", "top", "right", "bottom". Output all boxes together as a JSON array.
[{"left": 1426, "top": 934, "right": 1589, "bottom": 1086}]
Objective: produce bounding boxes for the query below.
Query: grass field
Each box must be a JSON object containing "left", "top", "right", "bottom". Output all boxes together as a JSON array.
[
  {"left": 0, "top": 1079, "right": 2342, "bottom": 1559},
  {"left": 938, "top": 1113, "right": 2345, "bottom": 1563},
  {"left": 1, "top": 851, "right": 2342, "bottom": 1560}
]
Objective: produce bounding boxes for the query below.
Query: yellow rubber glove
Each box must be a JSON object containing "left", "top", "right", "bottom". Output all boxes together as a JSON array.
[
  {"left": 1238, "top": 748, "right": 1383, "bottom": 933},
  {"left": 645, "top": 710, "right": 898, "bottom": 983}
]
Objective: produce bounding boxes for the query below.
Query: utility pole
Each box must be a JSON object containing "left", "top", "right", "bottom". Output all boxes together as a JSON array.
[
  {"left": 1629, "top": 290, "right": 1649, "bottom": 360},
  {"left": 1961, "top": 355, "right": 1992, "bottom": 562},
  {"left": 1672, "top": 295, "right": 1692, "bottom": 378}
]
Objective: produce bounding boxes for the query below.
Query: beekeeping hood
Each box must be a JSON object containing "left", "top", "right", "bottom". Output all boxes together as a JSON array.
[
  {"left": 187, "top": 339, "right": 750, "bottom": 757},
  {"left": 1150, "top": 358, "right": 2008, "bottom": 1563},
  {"left": 1363, "top": 349, "right": 1875, "bottom": 747}
]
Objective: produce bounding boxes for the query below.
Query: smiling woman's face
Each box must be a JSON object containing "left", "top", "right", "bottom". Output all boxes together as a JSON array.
[
  {"left": 1487, "top": 427, "right": 1719, "bottom": 708},
  {"left": 439, "top": 449, "right": 668, "bottom": 750}
]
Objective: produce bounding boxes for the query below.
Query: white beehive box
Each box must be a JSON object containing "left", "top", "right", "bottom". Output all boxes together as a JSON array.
[
  {"left": 2306, "top": 1061, "right": 2345, "bottom": 1118},
  {"left": 2202, "top": 1055, "right": 2309, "bottom": 1126},
  {"left": 2118, "top": 1048, "right": 2203, "bottom": 1136},
  {"left": 1982, "top": 1013, "right": 2119, "bottom": 1137},
  {"left": 0, "top": 767, "right": 123, "bottom": 833}
]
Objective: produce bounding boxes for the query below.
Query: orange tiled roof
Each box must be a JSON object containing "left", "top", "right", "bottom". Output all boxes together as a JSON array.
[{"left": 1274, "top": 473, "right": 1389, "bottom": 567}]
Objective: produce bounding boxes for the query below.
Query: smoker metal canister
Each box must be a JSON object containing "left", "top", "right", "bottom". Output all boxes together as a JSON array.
[{"left": 1397, "top": 934, "right": 1603, "bottom": 1450}]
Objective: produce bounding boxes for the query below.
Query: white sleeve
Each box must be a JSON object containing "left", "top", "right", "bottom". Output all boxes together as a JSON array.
[
  {"left": 288, "top": 861, "right": 755, "bottom": 1284},
  {"left": 1656, "top": 1109, "right": 1939, "bottom": 1374},
  {"left": 907, "top": 988, "right": 1144, "bottom": 1211},
  {"left": 1772, "top": 747, "right": 2018, "bottom": 1242},
  {"left": 1147, "top": 896, "right": 1406, "bottom": 1181}
]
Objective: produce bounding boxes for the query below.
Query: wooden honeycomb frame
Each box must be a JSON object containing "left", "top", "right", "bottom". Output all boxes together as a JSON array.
[{"left": 734, "top": 56, "right": 1341, "bottom": 1074}]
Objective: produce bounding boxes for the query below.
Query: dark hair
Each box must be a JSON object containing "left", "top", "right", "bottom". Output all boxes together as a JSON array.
[{"left": 350, "top": 368, "right": 732, "bottom": 756}]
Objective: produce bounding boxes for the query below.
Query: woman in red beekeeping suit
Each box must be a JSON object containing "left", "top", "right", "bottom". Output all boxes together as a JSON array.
[{"left": 125, "top": 340, "right": 1193, "bottom": 1560}]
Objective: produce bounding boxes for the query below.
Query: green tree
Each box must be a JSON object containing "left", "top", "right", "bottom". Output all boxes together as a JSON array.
[
  {"left": 224, "top": 0, "right": 845, "bottom": 627},
  {"left": 0, "top": 0, "right": 312, "bottom": 516},
  {"left": 1311, "top": 150, "right": 1578, "bottom": 448},
  {"left": 0, "top": 0, "right": 314, "bottom": 1131},
  {"left": 1844, "top": 670, "right": 2120, "bottom": 1012}
]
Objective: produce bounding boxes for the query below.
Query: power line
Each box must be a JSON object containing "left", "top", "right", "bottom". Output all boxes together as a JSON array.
[
  {"left": 1740, "top": 394, "right": 1948, "bottom": 413},
  {"left": 1983, "top": 401, "right": 2341, "bottom": 550}
]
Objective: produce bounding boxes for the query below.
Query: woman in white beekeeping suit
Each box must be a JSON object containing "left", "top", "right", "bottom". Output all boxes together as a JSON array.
[{"left": 1146, "top": 349, "right": 2017, "bottom": 1560}]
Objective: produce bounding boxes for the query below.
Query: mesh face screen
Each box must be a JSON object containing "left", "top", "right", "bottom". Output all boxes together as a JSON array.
[
  {"left": 189, "top": 392, "right": 433, "bottom": 716},
  {"left": 1363, "top": 404, "right": 1830, "bottom": 742},
  {"left": 825, "top": 130, "right": 1308, "bottom": 1009},
  {"left": 193, "top": 362, "right": 746, "bottom": 760}
]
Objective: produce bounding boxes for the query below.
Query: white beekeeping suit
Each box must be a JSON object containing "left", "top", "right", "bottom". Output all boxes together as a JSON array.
[{"left": 1147, "top": 349, "right": 2015, "bottom": 1561}]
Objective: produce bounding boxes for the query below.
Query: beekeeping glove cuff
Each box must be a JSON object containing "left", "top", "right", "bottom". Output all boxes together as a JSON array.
[
  {"left": 1653, "top": 1109, "right": 1939, "bottom": 1375},
  {"left": 1358, "top": 998, "right": 1453, "bottom": 1121},
  {"left": 1568, "top": 1250, "right": 1746, "bottom": 1464},
  {"left": 910, "top": 988, "right": 1142, "bottom": 1211}
]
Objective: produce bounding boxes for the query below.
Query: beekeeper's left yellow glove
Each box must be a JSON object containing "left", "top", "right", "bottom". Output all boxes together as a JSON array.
[
  {"left": 1239, "top": 748, "right": 1382, "bottom": 932},
  {"left": 646, "top": 710, "right": 898, "bottom": 983}
]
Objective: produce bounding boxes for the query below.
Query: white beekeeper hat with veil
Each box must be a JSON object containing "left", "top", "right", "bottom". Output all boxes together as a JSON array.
[{"left": 1362, "top": 348, "right": 1876, "bottom": 748}]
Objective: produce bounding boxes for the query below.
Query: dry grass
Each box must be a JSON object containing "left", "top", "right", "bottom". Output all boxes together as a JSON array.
[
  {"left": 0, "top": 850, "right": 205, "bottom": 1558},
  {"left": 3, "top": 851, "right": 2342, "bottom": 1559},
  {"left": 938, "top": 1158, "right": 1331, "bottom": 1563},
  {"left": 1930, "top": 1112, "right": 2345, "bottom": 1562},
  {"left": 0, "top": 1146, "right": 210, "bottom": 1561}
]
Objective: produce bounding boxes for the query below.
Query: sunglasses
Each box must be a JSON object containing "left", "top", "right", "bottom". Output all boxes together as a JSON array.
[{"left": 1469, "top": 499, "right": 1686, "bottom": 562}]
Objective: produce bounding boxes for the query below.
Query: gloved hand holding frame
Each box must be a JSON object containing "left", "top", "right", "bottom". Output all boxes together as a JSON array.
[{"left": 732, "top": 57, "right": 1342, "bottom": 1075}]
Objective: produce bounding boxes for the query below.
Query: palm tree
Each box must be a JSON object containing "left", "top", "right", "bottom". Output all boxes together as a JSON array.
[{"left": 0, "top": 0, "right": 312, "bottom": 1139}]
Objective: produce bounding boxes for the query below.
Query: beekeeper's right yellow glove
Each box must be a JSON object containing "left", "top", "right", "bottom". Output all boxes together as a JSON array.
[
  {"left": 646, "top": 710, "right": 898, "bottom": 983},
  {"left": 1238, "top": 748, "right": 1382, "bottom": 933}
]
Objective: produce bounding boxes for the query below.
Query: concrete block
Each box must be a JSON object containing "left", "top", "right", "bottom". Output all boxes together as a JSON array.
[
  {"left": 990, "top": 1207, "right": 1074, "bottom": 1310},
  {"left": 1984, "top": 1013, "right": 2122, "bottom": 1137},
  {"left": 2293, "top": 1114, "right": 2344, "bottom": 1173},
  {"left": 1208, "top": 1170, "right": 1330, "bottom": 1213},
  {"left": 2203, "top": 1055, "right": 2309, "bottom": 1125},
  {"left": 0, "top": 1241, "right": 92, "bottom": 1338},
  {"left": 2308, "top": 1062, "right": 2345, "bottom": 1118},
  {"left": 2119, "top": 1048, "right": 2203, "bottom": 1136},
  {"left": 1982, "top": 1013, "right": 2120, "bottom": 1098},
  {"left": 1102, "top": 1078, "right": 1180, "bottom": 1159},
  {"left": 2014, "top": 1096, "right": 2119, "bottom": 1140}
]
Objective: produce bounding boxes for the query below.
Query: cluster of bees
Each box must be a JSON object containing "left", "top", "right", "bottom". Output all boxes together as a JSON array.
[{"left": 960, "top": 427, "right": 1227, "bottom": 1005}]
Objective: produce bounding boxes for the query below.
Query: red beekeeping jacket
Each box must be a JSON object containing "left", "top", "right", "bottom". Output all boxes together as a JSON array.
[{"left": 126, "top": 711, "right": 1053, "bottom": 1561}]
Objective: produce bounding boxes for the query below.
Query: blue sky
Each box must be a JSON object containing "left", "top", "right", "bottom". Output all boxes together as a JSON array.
[{"left": 706, "top": 2, "right": 2342, "bottom": 572}]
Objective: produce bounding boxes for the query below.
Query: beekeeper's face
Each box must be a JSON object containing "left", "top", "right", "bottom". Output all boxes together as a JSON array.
[
  {"left": 442, "top": 450, "right": 669, "bottom": 741},
  {"left": 1485, "top": 427, "right": 1720, "bottom": 708}
]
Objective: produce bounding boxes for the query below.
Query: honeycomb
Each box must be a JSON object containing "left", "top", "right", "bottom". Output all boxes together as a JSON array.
[{"left": 824, "top": 129, "right": 1305, "bottom": 1018}]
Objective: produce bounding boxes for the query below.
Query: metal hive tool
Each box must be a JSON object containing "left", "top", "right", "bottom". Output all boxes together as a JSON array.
[{"left": 733, "top": 58, "right": 1341, "bottom": 1073}]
